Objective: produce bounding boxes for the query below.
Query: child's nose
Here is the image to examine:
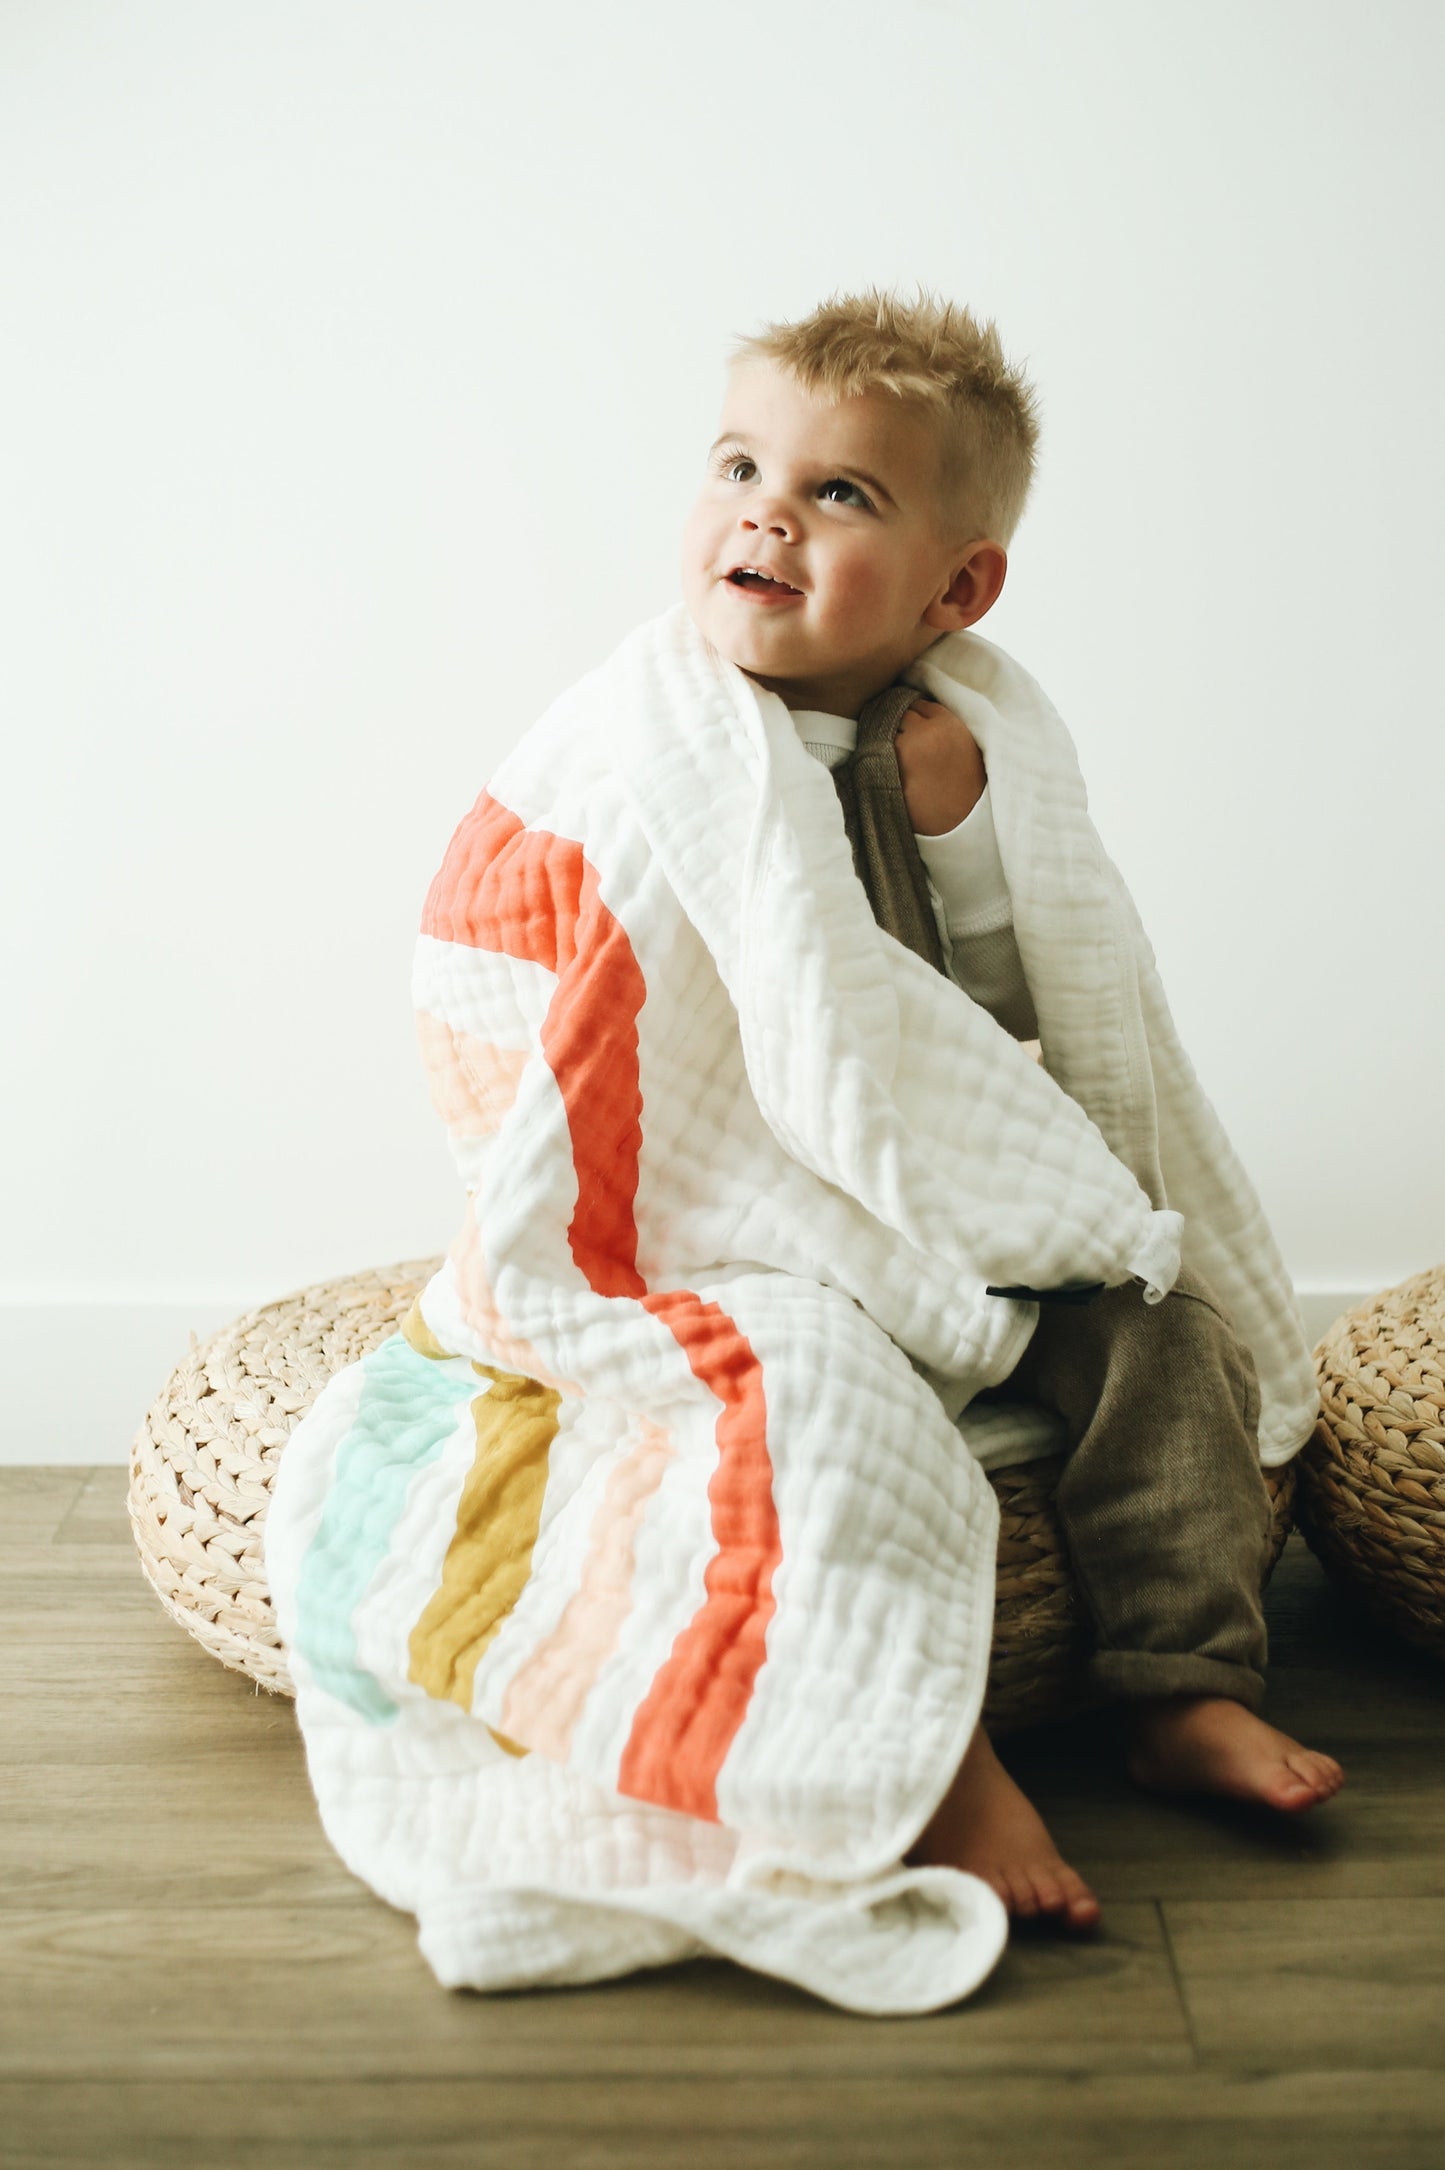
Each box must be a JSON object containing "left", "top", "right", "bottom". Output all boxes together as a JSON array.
[{"left": 743, "top": 505, "right": 797, "bottom": 539}]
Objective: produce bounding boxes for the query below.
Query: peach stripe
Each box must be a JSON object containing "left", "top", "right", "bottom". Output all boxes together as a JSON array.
[
  {"left": 414, "top": 1010, "right": 531, "bottom": 1138},
  {"left": 497, "top": 1415, "right": 676, "bottom": 1760}
]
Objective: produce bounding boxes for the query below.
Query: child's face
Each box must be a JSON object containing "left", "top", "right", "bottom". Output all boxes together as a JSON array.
[{"left": 680, "top": 357, "right": 997, "bottom": 718}]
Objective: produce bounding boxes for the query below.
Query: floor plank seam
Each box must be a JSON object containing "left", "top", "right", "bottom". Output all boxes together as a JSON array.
[{"left": 1154, "top": 1897, "right": 1201, "bottom": 2065}]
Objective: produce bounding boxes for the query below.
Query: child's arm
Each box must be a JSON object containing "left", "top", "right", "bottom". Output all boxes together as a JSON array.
[
  {"left": 895, "top": 699, "right": 1037, "bottom": 1041},
  {"left": 894, "top": 697, "right": 986, "bottom": 835}
]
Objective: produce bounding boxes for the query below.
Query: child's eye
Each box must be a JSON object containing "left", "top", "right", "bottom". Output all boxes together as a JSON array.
[
  {"left": 819, "top": 476, "right": 870, "bottom": 507},
  {"left": 715, "top": 452, "right": 871, "bottom": 509}
]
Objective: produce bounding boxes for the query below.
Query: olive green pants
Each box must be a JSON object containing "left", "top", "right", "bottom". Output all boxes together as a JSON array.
[{"left": 974, "top": 1266, "right": 1275, "bottom": 1711}]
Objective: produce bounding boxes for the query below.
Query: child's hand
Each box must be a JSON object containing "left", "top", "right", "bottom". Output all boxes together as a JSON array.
[{"left": 895, "top": 698, "right": 987, "bottom": 836}]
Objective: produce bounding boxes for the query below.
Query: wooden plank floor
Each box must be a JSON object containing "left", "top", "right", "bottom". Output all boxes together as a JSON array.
[{"left": 3, "top": 1465, "right": 1443, "bottom": 2169}]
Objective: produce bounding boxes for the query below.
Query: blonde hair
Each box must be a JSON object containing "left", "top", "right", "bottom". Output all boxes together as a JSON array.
[{"left": 726, "top": 283, "right": 1040, "bottom": 548}]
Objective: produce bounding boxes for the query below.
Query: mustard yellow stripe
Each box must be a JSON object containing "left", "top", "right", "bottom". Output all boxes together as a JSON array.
[
  {"left": 406, "top": 1364, "right": 559, "bottom": 1717},
  {"left": 399, "top": 1297, "right": 456, "bottom": 1362}
]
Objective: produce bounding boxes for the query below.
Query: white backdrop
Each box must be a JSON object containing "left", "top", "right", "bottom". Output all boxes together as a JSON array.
[{"left": 3, "top": 0, "right": 1441, "bottom": 1458}]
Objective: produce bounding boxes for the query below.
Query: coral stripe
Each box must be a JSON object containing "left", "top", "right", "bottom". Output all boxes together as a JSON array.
[
  {"left": 419, "top": 788, "right": 781, "bottom": 1821},
  {"left": 618, "top": 1292, "right": 778, "bottom": 1820},
  {"left": 422, "top": 791, "right": 645, "bottom": 1296}
]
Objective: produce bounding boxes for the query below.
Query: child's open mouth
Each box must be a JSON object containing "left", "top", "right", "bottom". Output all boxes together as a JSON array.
[{"left": 726, "top": 567, "right": 803, "bottom": 604}]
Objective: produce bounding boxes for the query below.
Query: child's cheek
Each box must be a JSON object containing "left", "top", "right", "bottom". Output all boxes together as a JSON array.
[
  {"left": 678, "top": 498, "right": 709, "bottom": 578},
  {"left": 677, "top": 500, "right": 722, "bottom": 613},
  {"left": 823, "top": 553, "right": 891, "bottom": 626}
]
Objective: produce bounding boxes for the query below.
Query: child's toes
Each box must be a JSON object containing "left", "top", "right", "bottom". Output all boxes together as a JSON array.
[
  {"left": 1311, "top": 1753, "right": 1345, "bottom": 1794},
  {"left": 1289, "top": 1751, "right": 1338, "bottom": 1796},
  {"left": 1271, "top": 1754, "right": 1331, "bottom": 1810},
  {"left": 1060, "top": 1872, "right": 1101, "bottom": 1929},
  {"left": 1029, "top": 1872, "right": 1066, "bottom": 1918},
  {"left": 1007, "top": 1871, "right": 1040, "bottom": 1919},
  {"left": 1259, "top": 1761, "right": 1313, "bottom": 1809},
  {"left": 1024, "top": 1868, "right": 1100, "bottom": 1932}
]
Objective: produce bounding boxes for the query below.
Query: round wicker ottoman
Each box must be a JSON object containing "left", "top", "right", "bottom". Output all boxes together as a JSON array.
[
  {"left": 1296, "top": 1263, "right": 1445, "bottom": 1660},
  {"left": 129, "top": 1260, "right": 1297, "bottom": 1729}
]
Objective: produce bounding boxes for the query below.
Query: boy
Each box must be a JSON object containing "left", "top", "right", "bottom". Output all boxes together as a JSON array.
[{"left": 679, "top": 286, "right": 1343, "bottom": 1933}]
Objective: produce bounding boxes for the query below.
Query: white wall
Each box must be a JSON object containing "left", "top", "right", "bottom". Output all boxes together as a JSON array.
[{"left": 3, "top": 0, "right": 1441, "bottom": 1459}]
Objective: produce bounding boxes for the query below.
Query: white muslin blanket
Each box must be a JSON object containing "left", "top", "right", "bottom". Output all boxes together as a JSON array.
[{"left": 264, "top": 601, "right": 1319, "bottom": 2014}]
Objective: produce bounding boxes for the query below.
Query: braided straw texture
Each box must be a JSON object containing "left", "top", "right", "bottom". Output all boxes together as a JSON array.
[
  {"left": 128, "top": 1261, "right": 1297, "bottom": 1726},
  {"left": 1297, "top": 1262, "right": 1445, "bottom": 1660},
  {"left": 127, "top": 1259, "right": 445, "bottom": 1696}
]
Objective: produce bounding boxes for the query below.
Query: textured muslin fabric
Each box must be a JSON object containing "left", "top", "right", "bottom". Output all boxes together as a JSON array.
[
  {"left": 265, "top": 601, "right": 1319, "bottom": 2013},
  {"left": 804, "top": 684, "right": 1279, "bottom": 1702}
]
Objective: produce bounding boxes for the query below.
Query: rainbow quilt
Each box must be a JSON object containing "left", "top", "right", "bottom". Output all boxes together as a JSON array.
[{"left": 264, "top": 602, "right": 1318, "bottom": 2013}]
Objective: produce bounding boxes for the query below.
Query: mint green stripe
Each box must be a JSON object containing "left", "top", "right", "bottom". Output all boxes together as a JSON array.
[{"left": 293, "top": 1333, "right": 480, "bottom": 1723}]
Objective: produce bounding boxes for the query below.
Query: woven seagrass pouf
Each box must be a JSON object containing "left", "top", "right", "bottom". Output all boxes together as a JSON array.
[
  {"left": 128, "top": 1258, "right": 446, "bottom": 1696},
  {"left": 1296, "top": 1263, "right": 1445, "bottom": 1660},
  {"left": 129, "top": 1260, "right": 1297, "bottom": 1728}
]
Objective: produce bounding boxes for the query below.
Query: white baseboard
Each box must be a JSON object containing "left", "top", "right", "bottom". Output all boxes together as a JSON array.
[{"left": 0, "top": 1285, "right": 1369, "bottom": 1468}]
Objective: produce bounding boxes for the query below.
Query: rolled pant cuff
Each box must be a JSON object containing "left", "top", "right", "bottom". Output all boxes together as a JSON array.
[{"left": 1088, "top": 1649, "right": 1267, "bottom": 1713}]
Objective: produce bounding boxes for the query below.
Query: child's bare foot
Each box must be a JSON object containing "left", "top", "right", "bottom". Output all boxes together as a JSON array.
[
  {"left": 1123, "top": 1694, "right": 1345, "bottom": 1812},
  {"left": 906, "top": 1723, "right": 1101, "bottom": 1930}
]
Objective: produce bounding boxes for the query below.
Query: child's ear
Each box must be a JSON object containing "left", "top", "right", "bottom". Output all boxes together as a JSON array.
[{"left": 923, "top": 541, "right": 1008, "bottom": 633}]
